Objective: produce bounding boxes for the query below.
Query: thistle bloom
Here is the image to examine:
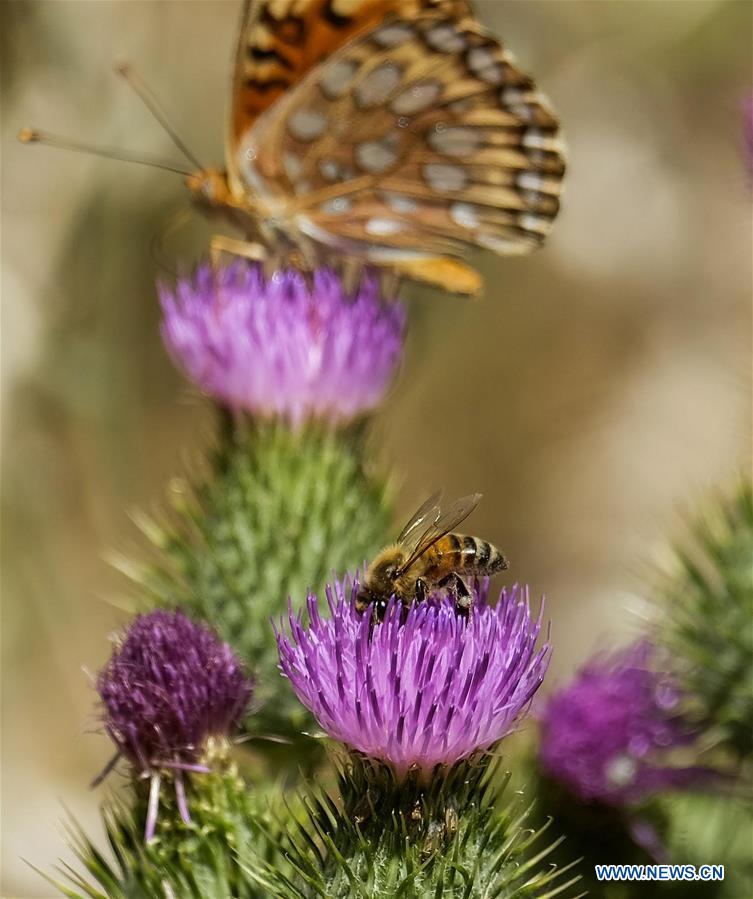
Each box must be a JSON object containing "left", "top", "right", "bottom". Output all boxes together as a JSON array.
[
  {"left": 96, "top": 609, "right": 253, "bottom": 840},
  {"left": 160, "top": 263, "right": 405, "bottom": 427},
  {"left": 277, "top": 581, "right": 550, "bottom": 777},
  {"left": 539, "top": 641, "right": 708, "bottom": 806}
]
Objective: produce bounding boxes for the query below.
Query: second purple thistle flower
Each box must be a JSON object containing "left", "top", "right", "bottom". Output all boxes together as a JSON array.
[
  {"left": 538, "top": 640, "right": 710, "bottom": 806},
  {"left": 277, "top": 581, "right": 550, "bottom": 777},
  {"left": 159, "top": 262, "right": 405, "bottom": 427}
]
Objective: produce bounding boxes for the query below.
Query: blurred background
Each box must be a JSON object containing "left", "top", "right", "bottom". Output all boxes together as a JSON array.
[{"left": 2, "top": 0, "right": 751, "bottom": 894}]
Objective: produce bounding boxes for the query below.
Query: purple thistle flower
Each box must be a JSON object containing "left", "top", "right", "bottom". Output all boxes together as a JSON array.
[
  {"left": 96, "top": 609, "right": 253, "bottom": 840},
  {"left": 539, "top": 641, "right": 709, "bottom": 807},
  {"left": 160, "top": 263, "right": 405, "bottom": 427},
  {"left": 277, "top": 581, "right": 550, "bottom": 777}
]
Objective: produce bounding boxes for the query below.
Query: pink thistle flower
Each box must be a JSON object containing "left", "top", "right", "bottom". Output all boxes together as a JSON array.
[
  {"left": 277, "top": 580, "right": 550, "bottom": 778},
  {"left": 160, "top": 263, "right": 404, "bottom": 427}
]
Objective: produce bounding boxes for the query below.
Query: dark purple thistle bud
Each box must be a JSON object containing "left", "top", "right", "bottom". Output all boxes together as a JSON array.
[
  {"left": 96, "top": 609, "right": 253, "bottom": 841},
  {"left": 277, "top": 581, "right": 550, "bottom": 778},
  {"left": 159, "top": 262, "right": 405, "bottom": 427},
  {"left": 539, "top": 640, "right": 711, "bottom": 807}
]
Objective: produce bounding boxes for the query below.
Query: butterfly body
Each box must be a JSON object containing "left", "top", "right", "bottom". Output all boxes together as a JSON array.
[
  {"left": 186, "top": 165, "right": 309, "bottom": 257},
  {"left": 206, "top": 0, "right": 566, "bottom": 291},
  {"left": 185, "top": 169, "right": 234, "bottom": 208}
]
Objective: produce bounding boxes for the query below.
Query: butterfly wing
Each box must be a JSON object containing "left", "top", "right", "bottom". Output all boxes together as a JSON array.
[
  {"left": 234, "top": 9, "right": 565, "bottom": 289},
  {"left": 227, "top": 0, "right": 470, "bottom": 191},
  {"left": 397, "top": 492, "right": 482, "bottom": 575}
]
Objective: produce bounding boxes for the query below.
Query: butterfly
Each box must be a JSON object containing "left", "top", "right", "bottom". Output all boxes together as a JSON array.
[{"left": 186, "top": 0, "right": 566, "bottom": 294}]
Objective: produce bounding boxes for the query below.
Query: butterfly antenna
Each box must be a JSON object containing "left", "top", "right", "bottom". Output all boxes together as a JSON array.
[
  {"left": 17, "top": 127, "right": 193, "bottom": 176},
  {"left": 114, "top": 59, "right": 204, "bottom": 171}
]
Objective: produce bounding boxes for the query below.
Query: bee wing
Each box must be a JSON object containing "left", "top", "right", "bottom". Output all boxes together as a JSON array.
[
  {"left": 397, "top": 492, "right": 482, "bottom": 575},
  {"left": 397, "top": 490, "right": 444, "bottom": 550}
]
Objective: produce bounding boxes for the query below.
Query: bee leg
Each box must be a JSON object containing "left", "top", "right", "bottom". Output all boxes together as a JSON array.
[
  {"left": 374, "top": 598, "right": 389, "bottom": 622},
  {"left": 415, "top": 578, "right": 427, "bottom": 603},
  {"left": 438, "top": 573, "right": 472, "bottom": 618},
  {"left": 454, "top": 577, "right": 472, "bottom": 618}
]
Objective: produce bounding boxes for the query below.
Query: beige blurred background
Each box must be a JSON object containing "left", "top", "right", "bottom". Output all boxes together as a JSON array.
[{"left": 2, "top": 0, "right": 751, "bottom": 894}]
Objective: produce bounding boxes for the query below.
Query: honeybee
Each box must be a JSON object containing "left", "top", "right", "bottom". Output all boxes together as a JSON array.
[{"left": 356, "top": 492, "right": 508, "bottom": 620}]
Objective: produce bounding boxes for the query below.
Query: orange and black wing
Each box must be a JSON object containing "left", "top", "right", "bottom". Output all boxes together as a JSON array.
[
  {"left": 227, "top": 0, "right": 471, "bottom": 182},
  {"left": 233, "top": 8, "right": 565, "bottom": 292}
]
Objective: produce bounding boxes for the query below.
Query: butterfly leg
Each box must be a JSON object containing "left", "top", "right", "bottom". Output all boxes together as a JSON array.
[{"left": 209, "top": 234, "right": 267, "bottom": 270}]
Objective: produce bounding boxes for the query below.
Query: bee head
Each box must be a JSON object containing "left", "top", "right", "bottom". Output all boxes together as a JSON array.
[
  {"left": 369, "top": 555, "right": 402, "bottom": 590},
  {"left": 356, "top": 550, "right": 404, "bottom": 617}
]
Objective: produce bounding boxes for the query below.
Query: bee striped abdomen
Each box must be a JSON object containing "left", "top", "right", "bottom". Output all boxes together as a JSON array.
[{"left": 428, "top": 534, "right": 508, "bottom": 575}]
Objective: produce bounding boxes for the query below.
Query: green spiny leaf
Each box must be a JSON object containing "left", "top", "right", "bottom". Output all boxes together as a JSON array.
[{"left": 656, "top": 477, "right": 753, "bottom": 762}]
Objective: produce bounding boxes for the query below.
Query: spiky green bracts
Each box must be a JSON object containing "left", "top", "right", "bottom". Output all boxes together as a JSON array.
[
  {"left": 252, "top": 760, "right": 582, "bottom": 899},
  {"left": 655, "top": 478, "right": 753, "bottom": 763},
  {"left": 654, "top": 478, "right": 753, "bottom": 897},
  {"left": 47, "top": 764, "right": 278, "bottom": 899},
  {"left": 136, "top": 421, "right": 391, "bottom": 742},
  {"left": 527, "top": 481, "right": 753, "bottom": 898}
]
